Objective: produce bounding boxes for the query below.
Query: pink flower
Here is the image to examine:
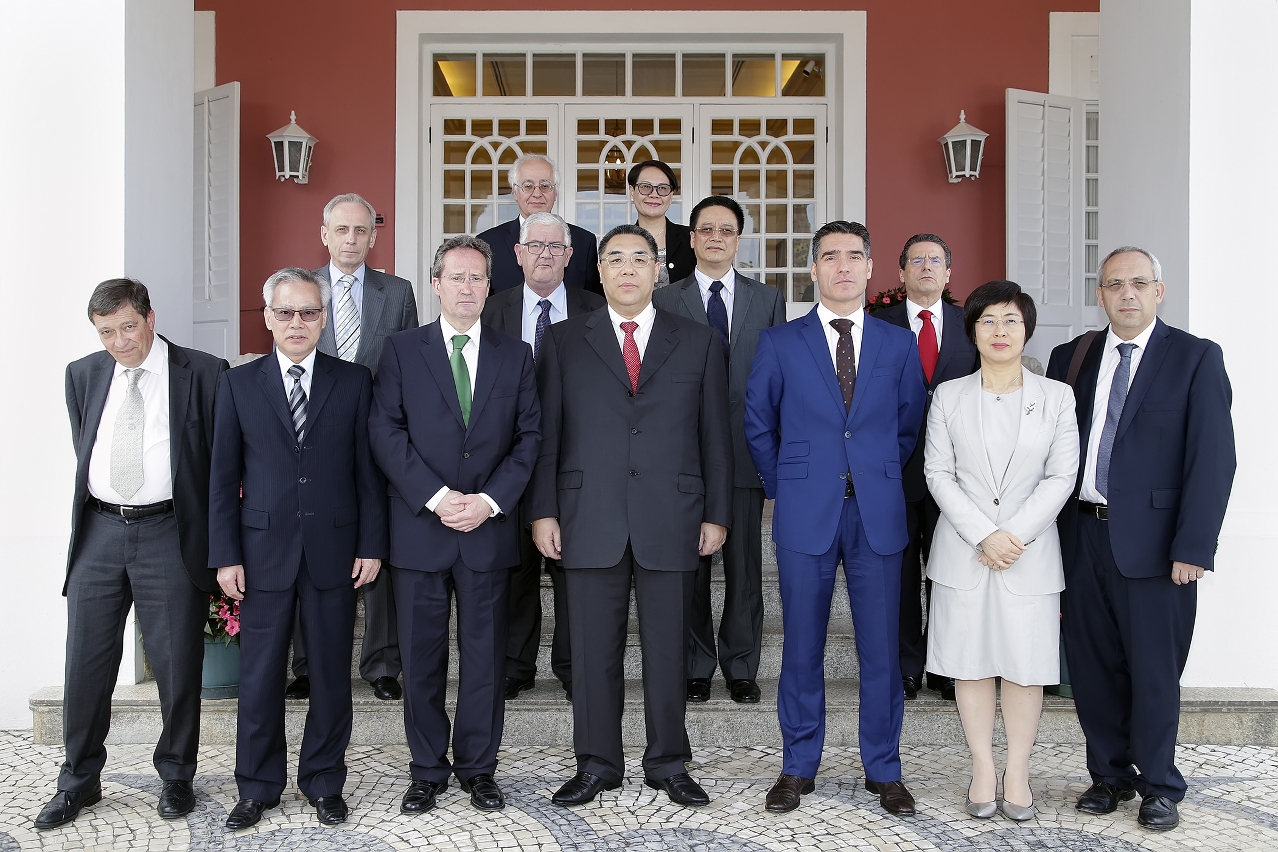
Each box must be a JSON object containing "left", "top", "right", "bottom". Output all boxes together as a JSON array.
[{"left": 225, "top": 617, "right": 240, "bottom": 637}]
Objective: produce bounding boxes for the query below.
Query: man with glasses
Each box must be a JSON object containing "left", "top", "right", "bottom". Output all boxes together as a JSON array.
[
  {"left": 877, "top": 234, "right": 978, "bottom": 703},
  {"left": 482, "top": 212, "right": 604, "bottom": 703},
  {"left": 1046, "top": 247, "right": 1235, "bottom": 832},
  {"left": 477, "top": 153, "right": 601, "bottom": 294},
  {"left": 369, "top": 235, "right": 541, "bottom": 815},
  {"left": 654, "top": 196, "right": 785, "bottom": 706},
  {"left": 210, "top": 268, "right": 387, "bottom": 829},
  {"left": 531, "top": 225, "right": 732, "bottom": 807}
]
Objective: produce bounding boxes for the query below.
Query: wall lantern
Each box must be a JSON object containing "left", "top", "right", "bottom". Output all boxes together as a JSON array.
[
  {"left": 938, "top": 110, "right": 988, "bottom": 183},
  {"left": 267, "top": 111, "right": 317, "bottom": 184}
]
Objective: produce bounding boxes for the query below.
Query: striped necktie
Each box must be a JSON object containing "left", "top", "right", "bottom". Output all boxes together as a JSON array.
[
  {"left": 334, "top": 274, "right": 360, "bottom": 361},
  {"left": 287, "top": 364, "right": 308, "bottom": 441}
]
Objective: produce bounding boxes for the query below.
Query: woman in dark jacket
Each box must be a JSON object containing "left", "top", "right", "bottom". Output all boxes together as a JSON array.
[{"left": 628, "top": 160, "right": 694, "bottom": 286}]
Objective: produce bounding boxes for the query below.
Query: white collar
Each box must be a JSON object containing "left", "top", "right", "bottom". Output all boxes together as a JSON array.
[
  {"left": 905, "top": 296, "right": 943, "bottom": 322},
  {"left": 815, "top": 302, "right": 864, "bottom": 328},
  {"left": 274, "top": 346, "right": 317, "bottom": 376},
  {"left": 1105, "top": 318, "right": 1158, "bottom": 353},
  {"left": 607, "top": 301, "right": 656, "bottom": 332},
  {"left": 114, "top": 335, "right": 168, "bottom": 379}
]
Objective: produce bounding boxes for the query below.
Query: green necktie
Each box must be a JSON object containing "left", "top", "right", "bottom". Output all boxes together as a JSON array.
[{"left": 451, "top": 334, "right": 471, "bottom": 427}]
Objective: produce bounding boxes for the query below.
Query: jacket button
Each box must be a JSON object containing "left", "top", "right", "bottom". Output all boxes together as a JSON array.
[
  {"left": 993, "top": 498, "right": 1000, "bottom": 506},
  {"left": 296, "top": 511, "right": 301, "bottom": 517},
  {"left": 839, "top": 472, "right": 847, "bottom": 480},
  {"left": 630, "top": 470, "right": 638, "bottom": 476},
  {"left": 928, "top": 389, "right": 934, "bottom": 396},
  {"left": 844, "top": 431, "right": 851, "bottom": 438},
  {"left": 631, "top": 428, "right": 638, "bottom": 434},
  {"left": 463, "top": 452, "right": 470, "bottom": 458},
  {"left": 299, "top": 477, "right": 307, "bottom": 483}
]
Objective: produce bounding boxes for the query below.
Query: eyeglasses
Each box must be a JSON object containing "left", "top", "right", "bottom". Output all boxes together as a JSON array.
[
  {"left": 269, "top": 307, "right": 324, "bottom": 323},
  {"left": 977, "top": 318, "right": 1023, "bottom": 330},
  {"left": 1099, "top": 277, "right": 1157, "bottom": 292},
  {"left": 908, "top": 255, "right": 946, "bottom": 268},
  {"left": 693, "top": 225, "right": 740, "bottom": 238},
  {"left": 514, "top": 180, "right": 556, "bottom": 194},
  {"left": 604, "top": 253, "right": 653, "bottom": 269},
  {"left": 634, "top": 181, "right": 673, "bottom": 198},
  {"left": 522, "top": 241, "right": 569, "bottom": 257},
  {"left": 442, "top": 274, "right": 489, "bottom": 286}
]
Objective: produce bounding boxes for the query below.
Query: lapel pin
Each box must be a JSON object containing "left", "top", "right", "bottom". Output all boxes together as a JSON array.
[{"left": 1025, "top": 399, "right": 1037, "bottom": 416}]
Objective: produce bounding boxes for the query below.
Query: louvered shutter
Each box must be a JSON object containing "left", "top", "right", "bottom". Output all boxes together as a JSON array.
[{"left": 193, "top": 82, "right": 240, "bottom": 359}]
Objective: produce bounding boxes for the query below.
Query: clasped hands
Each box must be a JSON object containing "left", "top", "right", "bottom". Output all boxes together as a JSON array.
[
  {"left": 433, "top": 489, "right": 492, "bottom": 533},
  {"left": 978, "top": 529, "right": 1025, "bottom": 571},
  {"left": 216, "top": 557, "right": 381, "bottom": 601},
  {"left": 531, "top": 519, "right": 727, "bottom": 561}
]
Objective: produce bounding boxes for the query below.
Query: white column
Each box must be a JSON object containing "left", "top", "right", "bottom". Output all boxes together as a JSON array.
[
  {"left": 1101, "top": 0, "right": 1278, "bottom": 689},
  {"left": 0, "top": 1, "right": 194, "bottom": 727}
]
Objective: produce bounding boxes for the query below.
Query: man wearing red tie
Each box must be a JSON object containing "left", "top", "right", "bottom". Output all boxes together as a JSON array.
[{"left": 877, "top": 235, "right": 977, "bottom": 702}]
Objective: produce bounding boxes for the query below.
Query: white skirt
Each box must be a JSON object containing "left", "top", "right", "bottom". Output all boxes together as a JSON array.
[{"left": 926, "top": 568, "right": 1060, "bottom": 686}]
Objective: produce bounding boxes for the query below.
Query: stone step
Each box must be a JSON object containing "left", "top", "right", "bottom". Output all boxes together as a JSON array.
[{"left": 29, "top": 680, "right": 1278, "bottom": 749}]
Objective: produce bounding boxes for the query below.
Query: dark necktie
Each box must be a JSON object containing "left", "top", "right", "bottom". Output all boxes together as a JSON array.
[
  {"left": 917, "top": 308, "right": 938, "bottom": 383},
  {"left": 534, "top": 298, "right": 552, "bottom": 362},
  {"left": 1095, "top": 342, "right": 1136, "bottom": 500},
  {"left": 287, "top": 364, "right": 307, "bottom": 441},
  {"left": 706, "top": 280, "right": 730, "bottom": 366},
  {"left": 829, "top": 318, "right": 856, "bottom": 410},
  {"left": 621, "top": 321, "right": 641, "bottom": 394}
]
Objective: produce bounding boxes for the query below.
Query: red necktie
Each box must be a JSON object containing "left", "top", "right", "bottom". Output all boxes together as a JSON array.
[
  {"left": 917, "top": 309, "right": 938, "bottom": 383},
  {"left": 621, "top": 321, "right": 641, "bottom": 393}
]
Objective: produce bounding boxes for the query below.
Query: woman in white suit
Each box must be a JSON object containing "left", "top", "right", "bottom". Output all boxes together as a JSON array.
[{"left": 924, "top": 281, "right": 1079, "bottom": 821}]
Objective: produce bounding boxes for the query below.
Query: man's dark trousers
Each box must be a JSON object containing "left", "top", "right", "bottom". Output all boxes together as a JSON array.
[{"left": 506, "top": 528, "right": 570, "bottom": 687}]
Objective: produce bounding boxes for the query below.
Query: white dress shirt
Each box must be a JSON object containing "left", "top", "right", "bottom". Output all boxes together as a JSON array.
[
  {"left": 815, "top": 302, "right": 864, "bottom": 370},
  {"left": 694, "top": 267, "right": 737, "bottom": 335},
  {"left": 425, "top": 316, "right": 499, "bottom": 517},
  {"left": 905, "top": 296, "right": 943, "bottom": 348},
  {"left": 608, "top": 302, "right": 657, "bottom": 358},
  {"left": 88, "top": 336, "right": 173, "bottom": 505},
  {"left": 1079, "top": 321, "right": 1158, "bottom": 504},
  {"left": 275, "top": 347, "right": 317, "bottom": 399},
  {"left": 328, "top": 261, "right": 365, "bottom": 322},
  {"left": 520, "top": 282, "right": 568, "bottom": 348}
]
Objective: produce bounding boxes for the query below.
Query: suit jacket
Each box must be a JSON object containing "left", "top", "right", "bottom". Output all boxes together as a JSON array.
[
  {"left": 64, "top": 337, "right": 228, "bottom": 595},
  {"left": 653, "top": 272, "right": 786, "bottom": 488},
  {"left": 368, "top": 320, "right": 541, "bottom": 573},
  {"left": 1046, "top": 319, "right": 1235, "bottom": 578},
  {"left": 923, "top": 370, "right": 1079, "bottom": 595},
  {"left": 477, "top": 218, "right": 601, "bottom": 295},
  {"left": 878, "top": 299, "right": 980, "bottom": 503},
  {"left": 529, "top": 307, "right": 733, "bottom": 572},
  {"left": 480, "top": 283, "right": 607, "bottom": 340},
  {"left": 208, "top": 351, "right": 388, "bottom": 591},
  {"left": 315, "top": 265, "right": 419, "bottom": 371},
  {"left": 745, "top": 309, "right": 928, "bottom": 557},
  {"left": 649, "top": 218, "right": 695, "bottom": 284}
]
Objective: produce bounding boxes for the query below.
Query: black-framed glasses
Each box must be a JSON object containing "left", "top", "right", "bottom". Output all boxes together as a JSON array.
[
  {"left": 634, "top": 181, "right": 673, "bottom": 198},
  {"left": 694, "top": 225, "right": 739, "bottom": 238},
  {"left": 268, "top": 307, "right": 324, "bottom": 322},
  {"left": 522, "top": 241, "right": 569, "bottom": 257},
  {"left": 1099, "top": 277, "right": 1157, "bottom": 292}
]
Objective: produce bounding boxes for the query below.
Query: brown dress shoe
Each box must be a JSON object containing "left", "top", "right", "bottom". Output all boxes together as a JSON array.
[
  {"left": 864, "top": 779, "right": 916, "bottom": 815},
  {"left": 765, "top": 773, "right": 815, "bottom": 812}
]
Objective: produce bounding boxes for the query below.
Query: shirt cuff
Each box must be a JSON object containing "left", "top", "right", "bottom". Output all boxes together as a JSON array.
[
  {"left": 425, "top": 486, "right": 451, "bottom": 513},
  {"left": 478, "top": 493, "right": 500, "bottom": 517}
]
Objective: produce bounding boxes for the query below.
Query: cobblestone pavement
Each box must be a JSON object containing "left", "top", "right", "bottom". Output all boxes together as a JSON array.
[{"left": 2, "top": 730, "right": 1275, "bottom": 850}]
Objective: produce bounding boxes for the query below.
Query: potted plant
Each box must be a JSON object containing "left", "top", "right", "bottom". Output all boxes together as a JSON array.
[
  {"left": 866, "top": 285, "right": 959, "bottom": 314},
  {"left": 202, "top": 593, "right": 241, "bottom": 699}
]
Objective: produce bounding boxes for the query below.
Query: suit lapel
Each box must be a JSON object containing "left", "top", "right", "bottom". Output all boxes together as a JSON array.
[
  {"left": 800, "top": 311, "right": 847, "bottom": 417},
  {"left": 679, "top": 278, "right": 709, "bottom": 324},
  {"left": 503, "top": 289, "right": 524, "bottom": 335},
  {"left": 933, "top": 302, "right": 965, "bottom": 385},
  {"left": 166, "top": 339, "right": 192, "bottom": 481},
  {"left": 846, "top": 315, "right": 883, "bottom": 422},
  {"left": 358, "top": 269, "right": 388, "bottom": 359},
  {"left": 585, "top": 310, "right": 634, "bottom": 393},
  {"left": 1116, "top": 319, "right": 1170, "bottom": 441},
  {"left": 81, "top": 357, "right": 114, "bottom": 462},
  {"left": 257, "top": 354, "right": 297, "bottom": 439},
  {"left": 637, "top": 312, "right": 678, "bottom": 390},
  {"left": 306, "top": 353, "right": 336, "bottom": 428},
  {"left": 1073, "top": 330, "right": 1108, "bottom": 452},
  {"left": 729, "top": 277, "right": 756, "bottom": 348},
  {"left": 314, "top": 267, "right": 337, "bottom": 355},
  {"left": 420, "top": 321, "right": 467, "bottom": 430},
  {"left": 1001, "top": 370, "right": 1048, "bottom": 488},
  {"left": 956, "top": 373, "right": 1000, "bottom": 496},
  {"left": 466, "top": 326, "right": 502, "bottom": 431}
]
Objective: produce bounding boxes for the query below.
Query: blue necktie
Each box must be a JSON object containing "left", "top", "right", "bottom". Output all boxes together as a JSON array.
[
  {"left": 1095, "top": 342, "right": 1136, "bottom": 500},
  {"left": 533, "top": 298, "right": 552, "bottom": 362},
  {"left": 706, "top": 280, "right": 730, "bottom": 366}
]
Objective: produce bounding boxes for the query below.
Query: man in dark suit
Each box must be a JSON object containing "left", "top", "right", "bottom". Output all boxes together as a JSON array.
[
  {"left": 369, "top": 235, "right": 541, "bottom": 814},
  {"left": 877, "top": 234, "right": 978, "bottom": 702},
  {"left": 286, "top": 193, "right": 417, "bottom": 703},
  {"left": 481, "top": 212, "right": 604, "bottom": 702},
  {"left": 476, "top": 153, "right": 601, "bottom": 295},
  {"left": 210, "top": 268, "right": 387, "bottom": 830},
  {"left": 35, "top": 280, "right": 228, "bottom": 831},
  {"left": 653, "top": 196, "right": 785, "bottom": 705},
  {"left": 1046, "top": 246, "right": 1235, "bottom": 832},
  {"left": 531, "top": 224, "right": 733, "bottom": 808},
  {"left": 745, "top": 221, "right": 927, "bottom": 815}
]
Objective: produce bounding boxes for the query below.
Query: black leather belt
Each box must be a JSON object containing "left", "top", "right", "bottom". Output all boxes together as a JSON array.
[
  {"left": 1078, "top": 500, "right": 1108, "bottom": 521},
  {"left": 92, "top": 498, "right": 174, "bottom": 521}
]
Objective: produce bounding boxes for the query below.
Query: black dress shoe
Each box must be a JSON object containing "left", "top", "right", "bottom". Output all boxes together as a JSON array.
[
  {"left": 865, "top": 779, "right": 916, "bottom": 816},
  {"left": 460, "top": 773, "right": 504, "bottom": 810},
  {"left": 310, "top": 794, "right": 347, "bottom": 825},
  {"left": 371, "top": 676, "right": 402, "bottom": 701},
  {"left": 1138, "top": 794, "right": 1179, "bottom": 830},
  {"left": 765, "top": 774, "right": 814, "bottom": 812},
  {"left": 686, "top": 678, "right": 711, "bottom": 702},
  {"left": 902, "top": 676, "right": 921, "bottom": 700},
  {"left": 926, "top": 672, "right": 955, "bottom": 701},
  {"left": 645, "top": 772, "right": 709, "bottom": 806},
  {"left": 505, "top": 676, "right": 535, "bottom": 700},
  {"left": 728, "top": 679, "right": 761, "bottom": 704},
  {"left": 285, "top": 676, "right": 310, "bottom": 700},
  {"left": 551, "top": 771, "right": 621, "bottom": 806},
  {"left": 158, "top": 780, "right": 196, "bottom": 819},
  {"left": 401, "top": 779, "right": 447, "bottom": 813},
  {"left": 34, "top": 786, "right": 102, "bottom": 830},
  {"left": 225, "top": 798, "right": 278, "bottom": 830},
  {"left": 1076, "top": 780, "right": 1137, "bottom": 814}
]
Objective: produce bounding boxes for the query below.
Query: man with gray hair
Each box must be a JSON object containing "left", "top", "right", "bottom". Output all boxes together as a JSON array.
[{"left": 476, "top": 153, "right": 601, "bottom": 294}]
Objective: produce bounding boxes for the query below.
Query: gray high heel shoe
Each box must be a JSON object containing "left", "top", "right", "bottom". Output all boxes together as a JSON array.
[
  {"left": 966, "top": 778, "right": 997, "bottom": 818},
  {"left": 998, "top": 772, "right": 1037, "bottom": 821}
]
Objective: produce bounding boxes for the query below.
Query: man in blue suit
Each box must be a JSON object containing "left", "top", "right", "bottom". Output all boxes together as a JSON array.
[
  {"left": 368, "top": 235, "right": 541, "bottom": 815},
  {"left": 1047, "top": 246, "right": 1235, "bottom": 832},
  {"left": 745, "top": 221, "right": 927, "bottom": 815},
  {"left": 210, "top": 268, "right": 387, "bottom": 830}
]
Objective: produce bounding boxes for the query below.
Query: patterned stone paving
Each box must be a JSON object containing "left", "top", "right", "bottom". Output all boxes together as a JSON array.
[{"left": 1, "top": 730, "right": 1275, "bottom": 850}]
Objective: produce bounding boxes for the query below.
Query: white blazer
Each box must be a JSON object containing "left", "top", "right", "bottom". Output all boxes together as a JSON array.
[{"left": 924, "top": 369, "right": 1079, "bottom": 596}]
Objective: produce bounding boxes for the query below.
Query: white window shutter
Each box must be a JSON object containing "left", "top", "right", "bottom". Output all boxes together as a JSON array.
[{"left": 193, "top": 82, "right": 240, "bottom": 360}]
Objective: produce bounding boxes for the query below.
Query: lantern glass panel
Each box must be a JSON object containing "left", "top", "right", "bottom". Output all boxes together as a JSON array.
[
  {"left": 969, "top": 139, "right": 983, "bottom": 175},
  {"left": 942, "top": 142, "right": 956, "bottom": 182},
  {"left": 272, "top": 141, "right": 285, "bottom": 177},
  {"left": 301, "top": 145, "right": 313, "bottom": 180},
  {"left": 951, "top": 139, "right": 967, "bottom": 175},
  {"left": 288, "top": 140, "right": 303, "bottom": 173}
]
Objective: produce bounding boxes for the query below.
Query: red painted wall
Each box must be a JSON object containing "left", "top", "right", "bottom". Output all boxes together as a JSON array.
[{"left": 199, "top": 1, "right": 1098, "bottom": 353}]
